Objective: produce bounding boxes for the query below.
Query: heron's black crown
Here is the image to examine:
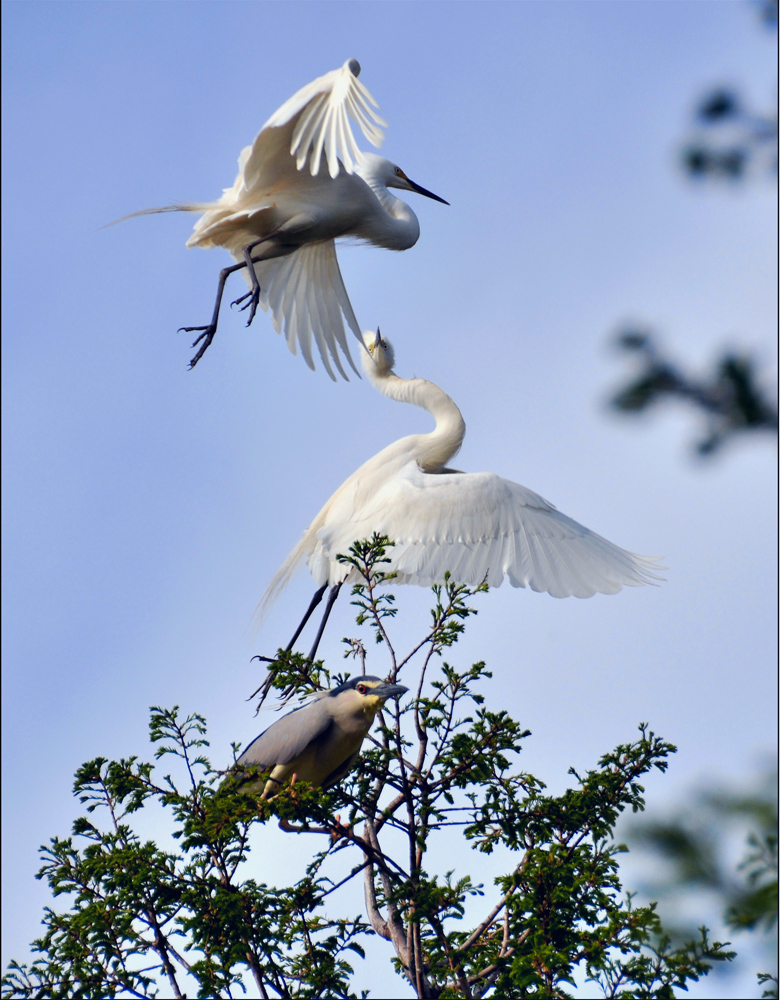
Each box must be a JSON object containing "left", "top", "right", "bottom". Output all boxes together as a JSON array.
[{"left": 328, "top": 675, "right": 387, "bottom": 697}]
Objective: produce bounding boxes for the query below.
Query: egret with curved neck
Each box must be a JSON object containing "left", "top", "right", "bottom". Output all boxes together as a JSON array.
[
  {"left": 113, "top": 60, "right": 447, "bottom": 376},
  {"left": 258, "top": 331, "right": 664, "bottom": 663}
]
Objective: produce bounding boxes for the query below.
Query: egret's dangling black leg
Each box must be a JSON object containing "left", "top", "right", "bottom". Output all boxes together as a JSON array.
[
  {"left": 182, "top": 231, "right": 284, "bottom": 368},
  {"left": 285, "top": 584, "right": 327, "bottom": 652},
  {"left": 179, "top": 260, "right": 248, "bottom": 367},
  {"left": 248, "top": 582, "right": 338, "bottom": 708},
  {"left": 248, "top": 583, "right": 328, "bottom": 707},
  {"left": 308, "top": 583, "right": 343, "bottom": 661},
  {"left": 231, "top": 236, "right": 277, "bottom": 327}
]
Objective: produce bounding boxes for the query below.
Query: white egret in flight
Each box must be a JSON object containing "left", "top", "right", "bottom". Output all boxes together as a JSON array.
[
  {"left": 260, "top": 331, "right": 664, "bottom": 659},
  {"left": 117, "top": 59, "right": 447, "bottom": 375}
]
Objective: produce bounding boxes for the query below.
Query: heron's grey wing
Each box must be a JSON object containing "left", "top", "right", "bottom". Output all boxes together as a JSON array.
[
  {"left": 260, "top": 59, "right": 385, "bottom": 178},
  {"left": 321, "top": 749, "right": 361, "bottom": 790},
  {"left": 238, "top": 701, "right": 334, "bottom": 769},
  {"left": 319, "top": 465, "right": 664, "bottom": 598}
]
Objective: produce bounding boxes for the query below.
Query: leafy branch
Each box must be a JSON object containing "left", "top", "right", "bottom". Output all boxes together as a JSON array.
[{"left": 3, "top": 537, "right": 735, "bottom": 999}]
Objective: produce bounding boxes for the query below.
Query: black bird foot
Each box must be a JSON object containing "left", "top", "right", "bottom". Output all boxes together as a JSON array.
[
  {"left": 177, "top": 324, "right": 216, "bottom": 368},
  {"left": 231, "top": 289, "right": 260, "bottom": 327}
]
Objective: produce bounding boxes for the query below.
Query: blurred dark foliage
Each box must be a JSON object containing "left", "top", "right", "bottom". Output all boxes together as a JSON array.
[
  {"left": 610, "top": 3, "right": 777, "bottom": 459},
  {"left": 628, "top": 767, "right": 778, "bottom": 996},
  {"left": 682, "top": 86, "right": 777, "bottom": 180},
  {"left": 611, "top": 15, "right": 779, "bottom": 997},
  {"left": 758, "top": 0, "right": 779, "bottom": 27},
  {"left": 681, "top": 0, "right": 777, "bottom": 180},
  {"left": 610, "top": 330, "right": 778, "bottom": 457}
]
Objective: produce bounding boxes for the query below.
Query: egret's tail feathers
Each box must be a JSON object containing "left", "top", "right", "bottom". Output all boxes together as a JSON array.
[
  {"left": 241, "top": 241, "right": 362, "bottom": 381},
  {"left": 252, "top": 532, "right": 313, "bottom": 632},
  {"left": 102, "top": 203, "right": 211, "bottom": 229}
]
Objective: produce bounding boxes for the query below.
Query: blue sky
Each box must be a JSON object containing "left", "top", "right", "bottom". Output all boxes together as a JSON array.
[{"left": 2, "top": 2, "right": 776, "bottom": 995}]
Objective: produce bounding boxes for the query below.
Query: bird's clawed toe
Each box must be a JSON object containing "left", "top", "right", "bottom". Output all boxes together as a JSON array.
[
  {"left": 177, "top": 325, "right": 217, "bottom": 368},
  {"left": 330, "top": 814, "right": 352, "bottom": 843},
  {"left": 231, "top": 290, "right": 261, "bottom": 327}
]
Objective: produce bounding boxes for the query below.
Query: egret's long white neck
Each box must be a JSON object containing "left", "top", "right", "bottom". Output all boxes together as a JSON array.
[
  {"left": 365, "top": 364, "right": 466, "bottom": 472},
  {"left": 356, "top": 173, "right": 421, "bottom": 251}
]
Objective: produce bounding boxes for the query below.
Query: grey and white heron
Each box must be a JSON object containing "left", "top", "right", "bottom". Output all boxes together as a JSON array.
[
  {"left": 258, "top": 331, "right": 664, "bottom": 659},
  {"left": 116, "top": 59, "right": 447, "bottom": 375},
  {"left": 236, "top": 675, "right": 408, "bottom": 799}
]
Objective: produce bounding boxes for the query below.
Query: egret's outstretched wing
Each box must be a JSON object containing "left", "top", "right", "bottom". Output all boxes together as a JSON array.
[
  {"left": 319, "top": 466, "right": 665, "bottom": 598},
  {"left": 237, "top": 241, "right": 361, "bottom": 380},
  {"left": 260, "top": 58, "right": 386, "bottom": 179},
  {"left": 238, "top": 701, "right": 332, "bottom": 769}
]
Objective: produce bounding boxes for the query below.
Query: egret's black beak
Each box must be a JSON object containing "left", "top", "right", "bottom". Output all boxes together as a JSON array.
[{"left": 407, "top": 178, "right": 450, "bottom": 205}]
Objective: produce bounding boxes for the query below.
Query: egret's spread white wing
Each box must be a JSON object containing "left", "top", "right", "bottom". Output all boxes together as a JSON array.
[
  {"left": 261, "top": 58, "right": 386, "bottom": 179},
  {"left": 318, "top": 465, "right": 664, "bottom": 598},
  {"left": 240, "top": 241, "right": 361, "bottom": 380}
]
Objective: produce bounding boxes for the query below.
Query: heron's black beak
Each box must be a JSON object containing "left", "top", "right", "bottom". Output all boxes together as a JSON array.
[
  {"left": 377, "top": 682, "right": 409, "bottom": 701},
  {"left": 406, "top": 178, "right": 449, "bottom": 205},
  {"left": 374, "top": 329, "right": 383, "bottom": 350}
]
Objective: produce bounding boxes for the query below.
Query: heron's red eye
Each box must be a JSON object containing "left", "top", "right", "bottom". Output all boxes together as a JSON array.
[{"left": 357, "top": 684, "right": 367, "bottom": 694}]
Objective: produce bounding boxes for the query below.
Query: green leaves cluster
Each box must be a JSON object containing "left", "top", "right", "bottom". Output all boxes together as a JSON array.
[
  {"left": 626, "top": 768, "right": 778, "bottom": 997},
  {"left": 4, "top": 708, "right": 367, "bottom": 1000},
  {"left": 4, "top": 537, "right": 735, "bottom": 998}
]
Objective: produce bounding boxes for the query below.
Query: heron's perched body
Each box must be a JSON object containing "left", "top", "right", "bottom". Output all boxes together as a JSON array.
[
  {"left": 260, "top": 331, "right": 664, "bottom": 626},
  {"left": 237, "top": 676, "right": 407, "bottom": 798}
]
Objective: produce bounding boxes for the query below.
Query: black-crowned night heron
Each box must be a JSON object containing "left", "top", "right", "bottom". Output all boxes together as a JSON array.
[{"left": 237, "top": 675, "right": 408, "bottom": 799}]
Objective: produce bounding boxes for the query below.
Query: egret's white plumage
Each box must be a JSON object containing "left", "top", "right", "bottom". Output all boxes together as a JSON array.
[
  {"left": 117, "top": 59, "right": 447, "bottom": 374},
  {"left": 260, "top": 58, "right": 385, "bottom": 178},
  {"left": 261, "top": 332, "right": 664, "bottom": 615}
]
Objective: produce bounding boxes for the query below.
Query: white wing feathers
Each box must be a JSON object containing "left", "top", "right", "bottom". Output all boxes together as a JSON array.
[
  {"left": 238, "top": 241, "right": 361, "bottom": 380},
  {"left": 262, "top": 58, "right": 386, "bottom": 178},
  {"left": 314, "top": 466, "right": 664, "bottom": 598}
]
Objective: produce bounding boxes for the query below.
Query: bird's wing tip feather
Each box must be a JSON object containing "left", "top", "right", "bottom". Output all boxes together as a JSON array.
[{"left": 265, "top": 59, "right": 384, "bottom": 178}]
